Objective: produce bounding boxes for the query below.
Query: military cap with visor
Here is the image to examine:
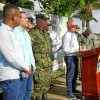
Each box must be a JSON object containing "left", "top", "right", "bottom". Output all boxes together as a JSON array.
[{"left": 36, "top": 14, "right": 49, "bottom": 20}]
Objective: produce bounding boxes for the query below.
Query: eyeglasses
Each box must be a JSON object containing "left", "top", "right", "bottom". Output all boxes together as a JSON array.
[{"left": 69, "top": 25, "right": 76, "bottom": 28}]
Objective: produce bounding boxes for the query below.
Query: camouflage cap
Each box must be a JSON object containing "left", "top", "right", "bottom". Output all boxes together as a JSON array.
[
  {"left": 76, "top": 25, "right": 80, "bottom": 29},
  {"left": 36, "top": 14, "right": 49, "bottom": 20},
  {"left": 47, "top": 21, "right": 52, "bottom": 26}
]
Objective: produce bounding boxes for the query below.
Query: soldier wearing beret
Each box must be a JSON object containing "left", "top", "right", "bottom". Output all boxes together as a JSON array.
[
  {"left": 80, "top": 27, "right": 94, "bottom": 49},
  {"left": 29, "top": 14, "right": 52, "bottom": 100}
]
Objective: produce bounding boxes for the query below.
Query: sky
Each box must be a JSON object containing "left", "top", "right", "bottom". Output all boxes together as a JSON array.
[{"left": 33, "top": 0, "right": 100, "bottom": 33}]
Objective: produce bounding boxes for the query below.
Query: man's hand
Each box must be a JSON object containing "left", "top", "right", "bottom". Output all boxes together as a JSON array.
[
  {"left": 78, "top": 44, "right": 86, "bottom": 52},
  {"left": 25, "top": 72, "right": 30, "bottom": 79},
  {"left": 33, "top": 68, "right": 35, "bottom": 74},
  {"left": 25, "top": 65, "right": 32, "bottom": 79},
  {"left": 81, "top": 44, "right": 86, "bottom": 51}
]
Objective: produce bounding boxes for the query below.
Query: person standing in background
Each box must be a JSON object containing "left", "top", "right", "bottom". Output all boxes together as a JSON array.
[
  {"left": 44, "top": 21, "right": 55, "bottom": 88},
  {"left": 0, "top": 4, "right": 31, "bottom": 100},
  {"left": 29, "top": 14, "right": 52, "bottom": 100},
  {"left": 26, "top": 17, "right": 34, "bottom": 32},
  {"left": 80, "top": 28, "right": 94, "bottom": 49},
  {"left": 14, "top": 12, "right": 36, "bottom": 100}
]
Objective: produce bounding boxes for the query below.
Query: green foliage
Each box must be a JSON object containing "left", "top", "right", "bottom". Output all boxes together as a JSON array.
[
  {"left": 93, "top": 2, "right": 100, "bottom": 9},
  {"left": 38, "top": 0, "right": 85, "bottom": 17},
  {"left": 72, "top": 0, "right": 100, "bottom": 30},
  {"left": 2, "top": 0, "right": 34, "bottom": 10},
  {"left": 51, "top": 67, "right": 65, "bottom": 79},
  {"left": 17, "top": 0, "right": 34, "bottom": 10}
]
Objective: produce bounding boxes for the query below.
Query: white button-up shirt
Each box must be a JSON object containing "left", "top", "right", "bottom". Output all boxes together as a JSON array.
[
  {"left": 62, "top": 31, "right": 79, "bottom": 56},
  {"left": 0, "top": 23, "right": 29, "bottom": 81}
]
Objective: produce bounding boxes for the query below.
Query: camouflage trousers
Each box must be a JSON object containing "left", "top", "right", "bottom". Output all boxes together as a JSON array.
[{"left": 33, "top": 66, "right": 51, "bottom": 97}]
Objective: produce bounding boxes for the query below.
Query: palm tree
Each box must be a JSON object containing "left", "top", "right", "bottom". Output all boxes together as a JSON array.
[
  {"left": 72, "top": 0, "right": 100, "bottom": 32},
  {"left": 72, "top": 9, "right": 97, "bottom": 32}
]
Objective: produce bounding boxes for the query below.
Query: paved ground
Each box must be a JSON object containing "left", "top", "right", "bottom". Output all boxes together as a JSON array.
[{"left": 47, "top": 75, "right": 82, "bottom": 100}]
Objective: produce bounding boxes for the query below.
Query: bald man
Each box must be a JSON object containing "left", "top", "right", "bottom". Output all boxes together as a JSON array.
[{"left": 0, "top": 4, "right": 31, "bottom": 100}]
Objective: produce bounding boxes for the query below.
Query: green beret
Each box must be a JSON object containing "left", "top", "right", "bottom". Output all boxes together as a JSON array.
[
  {"left": 76, "top": 25, "right": 80, "bottom": 29},
  {"left": 36, "top": 14, "right": 49, "bottom": 20}
]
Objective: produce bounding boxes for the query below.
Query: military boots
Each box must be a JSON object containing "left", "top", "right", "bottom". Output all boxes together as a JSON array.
[
  {"left": 41, "top": 92, "right": 49, "bottom": 100},
  {"left": 35, "top": 96, "right": 40, "bottom": 100}
]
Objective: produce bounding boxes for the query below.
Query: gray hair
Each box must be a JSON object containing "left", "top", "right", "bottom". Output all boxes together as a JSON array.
[{"left": 67, "top": 20, "right": 74, "bottom": 27}]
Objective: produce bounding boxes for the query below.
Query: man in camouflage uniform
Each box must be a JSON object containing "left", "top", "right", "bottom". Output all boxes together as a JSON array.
[
  {"left": 75, "top": 26, "right": 94, "bottom": 81},
  {"left": 80, "top": 28, "right": 94, "bottom": 49},
  {"left": 29, "top": 14, "right": 52, "bottom": 100}
]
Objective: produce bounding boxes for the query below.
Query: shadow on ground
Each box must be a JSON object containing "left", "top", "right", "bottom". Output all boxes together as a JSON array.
[
  {"left": 48, "top": 85, "right": 67, "bottom": 97},
  {"left": 47, "top": 75, "right": 82, "bottom": 100}
]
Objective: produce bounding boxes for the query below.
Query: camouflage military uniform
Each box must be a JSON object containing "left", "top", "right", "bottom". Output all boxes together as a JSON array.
[
  {"left": 80, "top": 33, "right": 94, "bottom": 49},
  {"left": 29, "top": 26, "right": 52, "bottom": 97}
]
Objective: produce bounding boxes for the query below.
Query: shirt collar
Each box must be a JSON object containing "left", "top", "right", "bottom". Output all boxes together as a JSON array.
[
  {"left": 1, "top": 23, "right": 14, "bottom": 32},
  {"left": 68, "top": 31, "right": 75, "bottom": 35},
  {"left": 17, "top": 26, "right": 26, "bottom": 32}
]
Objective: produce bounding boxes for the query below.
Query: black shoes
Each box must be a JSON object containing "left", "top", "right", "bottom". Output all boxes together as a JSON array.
[
  {"left": 75, "top": 82, "right": 81, "bottom": 87},
  {"left": 50, "top": 84, "right": 55, "bottom": 88},
  {"left": 35, "top": 96, "right": 40, "bottom": 100},
  {"left": 36, "top": 93, "right": 49, "bottom": 100},
  {"left": 72, "top": 89, "right": 81, "bottom": 94},
  {"left": 41, "top": 92, "right": 49, "bottom": 100},
  {"left": 67, "top": 94, "right": 76, "bottom": 99}
]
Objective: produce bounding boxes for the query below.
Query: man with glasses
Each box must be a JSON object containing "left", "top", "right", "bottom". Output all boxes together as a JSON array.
[{"left": 62, "top": 20, "right": 85, "bottom": 99}]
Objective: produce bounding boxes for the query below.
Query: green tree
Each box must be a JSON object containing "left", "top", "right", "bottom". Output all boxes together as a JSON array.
[
  {"left": 38, "top": 0, "right": 85, "bottom": 18},
  {"left": 2, "top": 0, "right": 34, "bottom": 10},
  {"left": 72, "top": 0, "right": 100, "bottom": 32}
]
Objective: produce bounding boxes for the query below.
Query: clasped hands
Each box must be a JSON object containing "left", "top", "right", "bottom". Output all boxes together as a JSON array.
[
  {"left": 77, "top": 44, "right": 86, "bottom": 57},
  {"left": 25, "top": 65, "right": 35, "bottom": 79}
]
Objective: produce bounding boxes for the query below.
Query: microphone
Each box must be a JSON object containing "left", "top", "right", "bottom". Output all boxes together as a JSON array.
[{"left": 92, "top": 38, "right": 95, "bottom": 48}]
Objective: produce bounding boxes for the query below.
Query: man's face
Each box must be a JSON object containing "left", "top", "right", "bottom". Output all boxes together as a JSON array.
[
  {"left": 83, "top": 30, "right": 89, "bottom": 36},
  {"left": 42, "top": 19, "right": 47, "bottom": 29},
  {"left": 68, "top": 21, "right": 76, "bottom": 33},
  {"left": 26, "top": 22, "right": 34, "bottom": 31},
  {"left": 20, "top": 13, "right": 29, "bottom": 28},
  {"left": 75, "top": 29, "right": 80, "bottom": 33},
  {"left": 45, "top": 25, "right": 50, "bottom": 31}
]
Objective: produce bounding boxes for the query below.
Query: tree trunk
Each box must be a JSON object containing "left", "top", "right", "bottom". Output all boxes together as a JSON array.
[
  {"left": 82, "top": 19, "right": 85, "bottom": 33},
  {"left": 86, "top": 20, "right": 90, "bottom": 28}
]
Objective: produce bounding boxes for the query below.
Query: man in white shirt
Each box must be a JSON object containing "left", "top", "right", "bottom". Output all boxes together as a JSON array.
[
  {"left": 62, "top": 20, "right": 85, "bottom": 99},
  {"left": 0, "top": 4, "right": 31, "bottom": 100}
]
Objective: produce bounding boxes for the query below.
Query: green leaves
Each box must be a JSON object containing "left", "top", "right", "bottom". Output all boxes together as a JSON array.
[
  {"left": 17, "top": 0, "right": 34, "bottom": 10},
  {"left": 37, "top": 0, "right": 86, "bottom": 17}
]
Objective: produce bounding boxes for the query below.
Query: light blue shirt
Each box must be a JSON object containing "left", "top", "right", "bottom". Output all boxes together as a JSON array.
[
  {"left": 0, "top": 23, "right": 29, "bottom": 81},
  {"left": 14, "top": 26, "right": 36, "bottom": 69}
]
